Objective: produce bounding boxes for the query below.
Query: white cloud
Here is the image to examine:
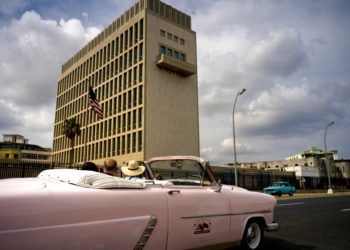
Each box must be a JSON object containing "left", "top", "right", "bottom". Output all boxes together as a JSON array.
[
  {"left": 59, "top": 18, "right": 99, "bottom": 41},
  {"left": 0, "top": 1, "right": 349, "bottom": 163},
  {"left": 221, "top": 138, "right": 256, "bottom": 155},
  {"left": 194, "top": 1, "right": 350, "bottom": 164},
  {"left": 200, "top": 146, "right": 224, "bottom": 165},
  {"left": 221, "top": 138, "right": 233, "bottom": 148},
  {"left": 198, "top": 28, "right": 309, "bottom": 118},
  {"left": 0, "top": 11, "right": 100, "bottom": 147},
  {"left": 239, "top": 80, "right": 345, "bottom": 137},
  {"left": 243, "top": 29, "right": 308, "bottom": 77}
]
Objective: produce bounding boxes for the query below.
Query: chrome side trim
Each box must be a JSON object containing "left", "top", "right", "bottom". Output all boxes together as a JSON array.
[
  {"left": 134, "top": 215, "right": 158, "bottom": 250},
  {"left": 181, "top": 210, "right": 271, "bottom": 219}
]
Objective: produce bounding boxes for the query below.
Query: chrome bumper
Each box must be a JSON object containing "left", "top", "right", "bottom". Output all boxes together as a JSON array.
[{"left": 266, "top": 222, "right": 278, "bottom": 231}]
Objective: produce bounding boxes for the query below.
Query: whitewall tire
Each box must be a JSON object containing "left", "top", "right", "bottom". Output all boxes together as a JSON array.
[{"left": 241, "top": 221, "right": 263, "bottom": 250}]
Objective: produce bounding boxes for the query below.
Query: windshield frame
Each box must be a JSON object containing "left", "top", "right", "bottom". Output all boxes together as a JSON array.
[{"left": 145, "top": 156, "right": 217, "bottom": 185}]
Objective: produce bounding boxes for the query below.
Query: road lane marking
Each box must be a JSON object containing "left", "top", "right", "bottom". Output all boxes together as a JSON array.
[
  {"left": 340, "top": 208, "right": 350, "bottom": 212},
  {"left": 277, "top": 202, "right": 304, "bottom": 207}
]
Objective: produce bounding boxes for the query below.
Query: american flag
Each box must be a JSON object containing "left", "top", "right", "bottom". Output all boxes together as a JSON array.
[{"left": 88, "top": 86, "right": 103, "bottom": 119}]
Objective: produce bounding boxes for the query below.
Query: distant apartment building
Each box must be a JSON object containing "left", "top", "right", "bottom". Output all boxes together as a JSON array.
[
  {"left": 258, "top": 157, "right": 323, "bottom": 172},
  {"left": 257, "top": 146, "right": 341, "bottom": 172},
  {"left": 53, "top": 0, "right": 199, "bottom": 166},
  {"left": 256, "top": 146, "right": 350, "bottom": 188},
  {"left": 257, "top": 147, "right": 326, "bottom": 178},
  {"left": 285, "top": 146, "right": 339, "bottom": 160},
  {"left": 0, "top": 134, "right": 52, "bottom": 163}
]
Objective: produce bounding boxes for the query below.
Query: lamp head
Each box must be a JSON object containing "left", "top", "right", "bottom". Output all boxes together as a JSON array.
[{"left": 239, "top": 88, "right": 246, "bottom": 95}]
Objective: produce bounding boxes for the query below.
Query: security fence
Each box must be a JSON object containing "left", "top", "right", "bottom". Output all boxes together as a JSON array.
[
  {"left": 210, "top": 167, "right": 350, "bottom": 190},
  {"left": 211, "top": 167, "right": 297, "bottom": 190},
  {"left": 0, "top": 160, "right": 349, "bottom": 190},
  {"left": 0, "top": 160, "right": 80, "bottom": 179}
]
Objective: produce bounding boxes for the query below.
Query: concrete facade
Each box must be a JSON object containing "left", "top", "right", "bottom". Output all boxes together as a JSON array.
[
  {"left": 257, "top": 156, "right": 350, "bottom": 180},
  {"left": 0, "top": 135, "right": 52, "bottom": 162},
  {"left": 144, "top": 9, "right": 199, "bottom": 160},
  {"left": 258, "top": 157, "right": 323, "bottom": 172},
  {"left": 334, "top": 160, "right": 350, "bottom": 179},
  {"left": 52, "top": 0, "right": 199, "bottom": 167}
]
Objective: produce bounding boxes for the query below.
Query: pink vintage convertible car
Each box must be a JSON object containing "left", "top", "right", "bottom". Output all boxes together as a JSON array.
[{"left": 0, "top": 156, "right": 277, "bottom": 250}]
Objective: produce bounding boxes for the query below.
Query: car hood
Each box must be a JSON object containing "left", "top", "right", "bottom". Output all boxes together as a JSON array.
[{"left": 221, "top": 184, "right": 248, "bottom": 192}]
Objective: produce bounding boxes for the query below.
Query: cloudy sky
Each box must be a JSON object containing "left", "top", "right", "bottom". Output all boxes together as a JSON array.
[{"left": 0, "top": 0, "right": 349, "bottom": 164}]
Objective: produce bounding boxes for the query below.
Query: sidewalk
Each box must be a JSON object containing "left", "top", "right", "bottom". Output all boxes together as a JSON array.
[
  {"left": 296, "top": 188, "right": 350, "bottom": 194},
  {"left": 277, "top": 190, "right": 350, "bottom": 200}
]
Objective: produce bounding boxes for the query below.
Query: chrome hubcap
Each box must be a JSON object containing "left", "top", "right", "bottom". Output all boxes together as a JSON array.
[{"left": 246, "top": 223, "right": 261, "bottom": 249}]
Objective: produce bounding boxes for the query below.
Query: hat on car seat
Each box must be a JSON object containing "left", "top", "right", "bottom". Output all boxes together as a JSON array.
[{"left": 121, "top": 160, "right": 145, "bottom": 176}]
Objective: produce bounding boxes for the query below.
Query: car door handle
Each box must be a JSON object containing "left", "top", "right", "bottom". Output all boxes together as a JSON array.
[{"left": 168, "top": 190, "right": 181, "bottom": 195}]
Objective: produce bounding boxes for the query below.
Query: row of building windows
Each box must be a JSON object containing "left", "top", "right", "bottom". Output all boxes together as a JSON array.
[
  {"left": 57, "top": 19, "right": 143, "bottom": 94},
  {"left": 53, "top": 130, "right": 143, "bottom": 163},
  {"left": 54, "top": 107, "right": 143, "bottom": 151},
  {"left": 62, "top": 0, "right": 191, "bottom": 74},
  {"left": 57, "top": 38, "right": 144, "bottom": 104},
  {"left": 4, "top": 154, "right": 17, "bottom": 159},
  {"left": 63, "top": 12, "right": 145, "bottom": 73},
  {"left": 59, "top": 42, "right": 143, "bottom": 100},
  {"left": 160, "top": 30, "right": 185, "bottom": 45},
  {"left": 55, "top": 64, "right": 143, "bottom": 123},
  {"left": 160, "top": 45, "right": 186, "bottom": 61},
  {"left": 21, "top": 154, "right": 50, "bottom": 160},
  {"left": 55, "top": 84, "right": 143, "bottom": 130},
  {"left": 57, "top": 61, "right": 143, "bottom": 110},
  {"left": 54, "top": 19, "right": 148, "bottom": 162},
  {"left": 160, "top": 29, "right": 185, "bottom": 45},
  {"left": 0, "top": 143, "right": 47, "bottom": 151},
  {"left": 2, "top": 153, "right": 49, "bottom": 160}
]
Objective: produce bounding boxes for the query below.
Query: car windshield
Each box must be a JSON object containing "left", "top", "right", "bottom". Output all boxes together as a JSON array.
[
  {"left": 148, "top": 159, "right": 212, "bottom": 186},
  {"left": 272, "top": 182, "right": 283, "bottom": 186}
]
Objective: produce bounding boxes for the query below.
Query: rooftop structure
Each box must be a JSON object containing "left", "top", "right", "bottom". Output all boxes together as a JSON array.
[{"left": 286, "top": 146, "right": 338, "bottom": 160}]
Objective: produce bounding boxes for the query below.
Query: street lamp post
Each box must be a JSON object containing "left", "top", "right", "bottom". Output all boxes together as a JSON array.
[
  {"left": 233, "top": 88, "right": 246, "bottom": 186},
  {"left": 324, "top": 121, "right": 334, "bottom": 194}
]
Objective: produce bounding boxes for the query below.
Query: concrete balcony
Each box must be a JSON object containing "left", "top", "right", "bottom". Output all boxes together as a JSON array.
[{"left": 156, "top": 54, "right": 196, "bottom": 76}]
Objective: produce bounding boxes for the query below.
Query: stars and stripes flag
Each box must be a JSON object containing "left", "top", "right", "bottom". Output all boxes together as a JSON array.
[{"left": 88, "top": 86, "right": 103, "bottom": 119}]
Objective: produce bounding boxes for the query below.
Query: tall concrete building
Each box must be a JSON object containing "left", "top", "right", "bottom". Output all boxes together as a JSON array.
[{"left": 53, "top": 0, "right": 199, "bottom": 166}]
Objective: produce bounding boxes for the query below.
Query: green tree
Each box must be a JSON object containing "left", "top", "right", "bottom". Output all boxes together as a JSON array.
[{"left": 63, "top": 117, "right": 81, "bottom": 168}]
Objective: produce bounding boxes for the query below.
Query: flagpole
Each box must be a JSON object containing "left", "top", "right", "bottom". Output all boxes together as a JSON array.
[
  {"left": 84, "top": 85, "right": 103, "bottom": 163},
  {"left": 84, "top": 85, "right": 89, "bottom": 162}
]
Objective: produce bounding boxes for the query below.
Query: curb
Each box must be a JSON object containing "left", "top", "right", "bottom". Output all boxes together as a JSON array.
[{"left": 276, "top": 192, "right": 350, "bottom": 200}]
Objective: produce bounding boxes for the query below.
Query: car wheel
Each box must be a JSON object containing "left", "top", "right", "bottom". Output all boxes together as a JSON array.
[
  {"left": 277, "top": 191, "right": 282, "bottom": 197},
  {"left": 289, "top": 192, "right": 293, "bottom": 196},
  {"left": 241, "top": 221, "right": 264, "bottom": 250}
]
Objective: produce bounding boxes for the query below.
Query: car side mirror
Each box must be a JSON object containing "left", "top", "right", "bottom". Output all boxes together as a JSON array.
[{"left": 212, "top": 179, "right": 222, "bottom": 193}]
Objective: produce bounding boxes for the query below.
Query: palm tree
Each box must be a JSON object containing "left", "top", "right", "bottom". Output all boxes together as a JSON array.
[{"left": 63, "top": 117, "right": 81, "bottom": 168}]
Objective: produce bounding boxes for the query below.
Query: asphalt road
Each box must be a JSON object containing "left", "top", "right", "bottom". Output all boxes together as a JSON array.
[{"left": 257, "top": 194, "right": 350, "bottom": 250}]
